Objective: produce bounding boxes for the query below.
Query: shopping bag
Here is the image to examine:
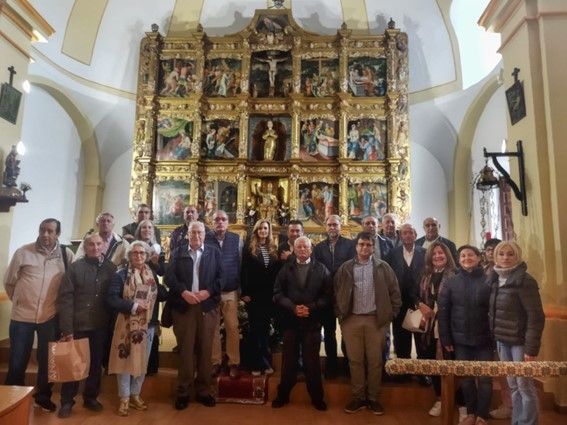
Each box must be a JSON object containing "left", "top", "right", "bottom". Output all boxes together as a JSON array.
[
  {"left": 48, "top": 338, "right": 90, "bottom": 383},
  {"left": 401, "top": 308, "right": 427, "bottom": 333}
]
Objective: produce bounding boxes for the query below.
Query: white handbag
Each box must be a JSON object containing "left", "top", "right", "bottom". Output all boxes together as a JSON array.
[{"left": 401, "top": 308, "right": 427, "bottom": 333}]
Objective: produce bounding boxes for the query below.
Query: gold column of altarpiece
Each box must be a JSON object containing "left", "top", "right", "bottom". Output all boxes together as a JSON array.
[{"left": 129, "top": 9, "right": 409, "bottom": 242}]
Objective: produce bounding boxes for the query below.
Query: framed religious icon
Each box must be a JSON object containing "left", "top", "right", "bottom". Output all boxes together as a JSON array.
[
  {"left": 297, "top": 182, "right": 339, "bottom": 226},
  {"left": 199, "top": 180, "right": 238, "bottom": 223},
  {"left": 156, "top": 117, "right": 193, "bottom": 160},
  {"left": 153, "top": 180, "right": 190, "bottom": 225},
  {"left": 249, "top": 51, "right": 292, "bottom": 98},
  {"left": 248, "top": 115, "right": 291, "bottom": 161},
  {"left": 347, "top": 181, "right": 388, "bottom": 224},
  {"left": 505, "top": 79, "right": 526, "bottom": 125},
  {"left": 347, "top": 57, "right": 387, "bottom": 97},
  {"left": 346, "top": 118, "right": 386, "bottom": 161},
  {"left": 200, "top": 119, "right": 239, "bottom": 159},
  {"left": 299, "top": 118, "right": 339, "bottom": 161},
  {"left": 158, "top": 58, "right": 197, "bottom": 97},
  {"left": 203, "top": 58, "right": 242, "bottom": 97},
  {"left": 0, "top": 83, "right": 22, "bottom": 124},
  {"left": 300, "top": 58, "right": 339, "bottom": 97}
]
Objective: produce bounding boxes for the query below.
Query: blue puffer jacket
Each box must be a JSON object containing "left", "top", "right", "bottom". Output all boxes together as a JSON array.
[{"left": 438, "top": 266, "right": 492, "bottom": 348}]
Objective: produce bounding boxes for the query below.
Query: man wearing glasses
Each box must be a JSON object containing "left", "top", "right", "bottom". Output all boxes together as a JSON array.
[{"left": 334, "top": 232, "right": 400, "bottom": 416}]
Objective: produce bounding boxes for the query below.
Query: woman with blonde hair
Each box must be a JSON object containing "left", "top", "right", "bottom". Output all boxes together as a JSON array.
[
  {"left": 241, "top": 219, "right": 281, "bottom": 375},
  {"left": 488, "top": 241, "right": 545, "bottom": 425}
]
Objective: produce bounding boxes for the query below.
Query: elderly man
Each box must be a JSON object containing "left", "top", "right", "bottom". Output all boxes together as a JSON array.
[
  {"left": 313, "top": 214, "right": 355, "bottom": 378},
  {"left": 56, "top": 233, "right": 116, "bottom": 418},
  {"left": 361, "top": 215, "right": 393, "bottom": 260},
  {"left": 379, "top": 213, "right": 402, "bottom": 248},
  {"left": 166, "top": 221, "right": 222, "bottom": 410},
  {"left": 278, "top": 219, "right": 304, "bottom": 262},
  {"left": 4, "top": 218, "right": 75, "bottom": 412},
  {"left": 169, "top": 205, "right": 208, "bottom": 257},
  {"left": 205, "top": 210, "right": 243, "bottom": 379},
  {"left": 386, "top": 223, "right": 426, "bottom": 361},
  {"left": 334, "top": 232, "right": 401, "bottom": 415},
  {"left": 121, "top": 203, "right": 161, "bottom": 244},
  {"left": 76, "top": 212, "right": 128, "bottom": 267},
  {"left": 272, "top": 236, "right": 331, "bottom": 411},
  {"left": 416, "top": 217, "right": 458, "bottom": 262}
]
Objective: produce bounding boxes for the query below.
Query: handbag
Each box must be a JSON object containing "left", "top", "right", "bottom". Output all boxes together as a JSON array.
[
  {"left": 47, "top": 338, "right": 90, "bottom": 383},
  {"left": 401, "top": 308, "right": 427, "bottom": 333}
]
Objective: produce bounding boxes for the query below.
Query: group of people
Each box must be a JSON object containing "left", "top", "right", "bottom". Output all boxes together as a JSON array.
[{"left": 2, "top": 205, "right": 545, "bottom": 425}]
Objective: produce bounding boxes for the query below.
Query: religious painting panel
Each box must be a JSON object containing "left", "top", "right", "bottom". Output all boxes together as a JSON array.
[
  {"left": 346, "top": 118, "right": 387, "bottom": 161},
  {"left": 203, "top": 58, "right": 242, "bottom": 97},
  {"left": 156, "top": 117, "right": 193, "bottom": 160},
  {"left": 297, "top": 182, "right": 338, "bottom": 226},
  {"left": 299, "top": 118, "right": 338, "bottom": 161},
  {"left": 347, "top": 181, "right": 388, "bottom": 224},
  {"left": 153, "top": 180, "right": 190, "bottom": 225},
  {"left": 347, "top": 57, "right": 387, "bottom": 97},
  {"left": 248, "top": 177, "right": 289, "bottom": 227},
  {"left": 200, "top": 119, "right": 239, "bottom": 159},
  {"left": 199, "top": 181, "right": 238, "bottom": 224},
  {"left": 158, "top": 58, "right": 197, "bottom": 97},
  {"left": 248, "top": 115, "right": 291, "bottom": 161},
  {"left": 249, "top": 51, "right": 292, "bottom": 98},
  {"left": 255, "top": 14, "right": 290, "bottom": 36},
  {"left": 300, "top": 58, "right": 339, "bottom": 97}
]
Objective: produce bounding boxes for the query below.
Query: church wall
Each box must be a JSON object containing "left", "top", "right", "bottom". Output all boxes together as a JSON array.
[{"left": 102, "top": 148, "right": 133, "bottom": 231}]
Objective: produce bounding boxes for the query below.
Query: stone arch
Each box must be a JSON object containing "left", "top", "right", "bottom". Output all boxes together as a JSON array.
[{"left": 28, "top": 76, "right": 103, "bottom": 236}]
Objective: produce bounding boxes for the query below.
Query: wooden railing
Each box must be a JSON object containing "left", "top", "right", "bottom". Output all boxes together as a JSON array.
[{"left": 385, "top": 359, "right": 567, "bottom": 425}]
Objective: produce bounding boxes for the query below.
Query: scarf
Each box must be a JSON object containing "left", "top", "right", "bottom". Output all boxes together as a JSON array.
[
  {"left": 493, "top": 263, "right": 520, "bottom": 287},
  {"left": 108, "top": 264, "right": 157, "bottom": 377}
]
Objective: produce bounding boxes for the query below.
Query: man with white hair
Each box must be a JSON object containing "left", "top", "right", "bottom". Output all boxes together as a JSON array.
[
  {"left": 166, "top": 221, "right": 222, "bottom": 410},
  {"left": 379, "top": 213, "right": 402, "bottom": 248},
  {"left": 272, "top": 236, "right": 332, "bottom": 411}
]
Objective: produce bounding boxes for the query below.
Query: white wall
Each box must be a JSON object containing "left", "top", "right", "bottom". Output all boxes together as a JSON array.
[
  {"left": 9, "top": 86, "right": 83, "bottom": 255},
  {"left": 102, "top": 149, "right": 133, "bottom": 231}
]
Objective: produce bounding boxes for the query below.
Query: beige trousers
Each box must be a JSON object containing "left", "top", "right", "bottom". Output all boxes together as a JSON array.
[{"left": 211, "top": 290, "right": 241, "bottom": 366}]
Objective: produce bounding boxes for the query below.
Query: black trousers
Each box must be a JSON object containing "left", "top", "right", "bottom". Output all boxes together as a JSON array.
[
  {"left": 321, "top": 307, "right": 337, "bottom": 369},
  {"left": 60, "top": 329, "right": 108, "bottom": 404},
  {"left": 277, "top": 325, "right": 324, "bottom": 403},
  {"left": 392, "top": 306, "right": 413, "bottom": 359}
]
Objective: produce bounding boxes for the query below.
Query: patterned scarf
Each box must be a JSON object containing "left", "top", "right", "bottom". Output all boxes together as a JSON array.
[{"left": 108, "top": 264, "right": 157, "bottom": 377}]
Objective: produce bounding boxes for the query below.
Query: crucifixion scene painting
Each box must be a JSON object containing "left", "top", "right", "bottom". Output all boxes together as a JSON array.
[{"left": 250, "top": 51, "right": 292, "bottom": 98}]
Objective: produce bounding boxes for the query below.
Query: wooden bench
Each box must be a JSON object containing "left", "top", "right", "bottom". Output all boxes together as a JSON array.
[{"left": 0, "top": 385, "right": 34, "bottom": 425}]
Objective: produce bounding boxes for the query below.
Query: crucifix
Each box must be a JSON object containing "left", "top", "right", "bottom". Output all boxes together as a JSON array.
[
  {"left": 511, "top": 67, "right": 520, "bottom": 83},
  {"left": 7, "top": 66, "right": 17, "bottom": 86}
]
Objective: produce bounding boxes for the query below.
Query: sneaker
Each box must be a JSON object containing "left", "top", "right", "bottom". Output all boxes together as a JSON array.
[
  {"left": 489, "top": 405, "right": 512, "bottom": 419},
  {"left": 344, "top": 398, "right": 366, "bottom": 413},
  {"left": 458, "top": 406, "right": 468, "bottom": 423},
  {"left": 83, "top": 398, "right": 103, "bottom": 412},
  {"left": 34, "top": 398, "right": 57, "bottom": 412},
  {"left": 251, "top": 370, "right": 262, "bottom": 376},
  {"left": 57, "top": 403, "right": 73, "bottom": 418},
  {"left": 459, "top": 414, "right": 477, "bottom": 425},
  {"left": 428, "top": 400, "right": 442, "bottom": 417},
  {"left": 367, "top": 400, "right": 384, "bottom": 415}
]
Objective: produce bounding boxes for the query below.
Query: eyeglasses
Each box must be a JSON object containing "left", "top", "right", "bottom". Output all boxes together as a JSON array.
[{"left": 130, "top": 251, "right": 146, "bottom": 256}]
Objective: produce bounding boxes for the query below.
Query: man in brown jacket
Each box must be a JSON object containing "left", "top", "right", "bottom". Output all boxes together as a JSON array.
[
  {"left": 3, "top": 218, "right": 74, "bottom": 412},
  {"left": 334, "top": 231, "right": 401, "bottom": 416}
]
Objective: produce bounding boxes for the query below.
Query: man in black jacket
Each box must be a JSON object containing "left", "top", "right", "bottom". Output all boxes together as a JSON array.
[
  {"left": 416, "top": 217, "right": 458, "bottom": 262},
  {"left": 313, "top": 214, "right": 355, "bottom": 378},
  {"left": 362, "top": 215, "right": 393, "bottom": 259},
  {"left": 272, "top": 236, "right": 331, "bottom": 411},
  {"left": 56, "top": 233, "right": 116, "bottom": 418}
]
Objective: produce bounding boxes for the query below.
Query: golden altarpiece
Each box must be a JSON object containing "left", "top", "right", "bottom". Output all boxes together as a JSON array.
[{"left": 128, "top": 9, "right": 410, "bottom": 248}]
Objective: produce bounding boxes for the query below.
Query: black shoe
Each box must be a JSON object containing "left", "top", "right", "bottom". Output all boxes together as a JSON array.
[
  {"left": 58, "top": 403, "right": 73, "bottom": 418},
  {"left": 367, "top": 400, "right": 384, "bottom": 415},
  {"left": 344, "top": 398, "right": 366, "bottom": 413},
  {"left": 175, "top": 396, "right": 189, "bottom": 410},
  {"left": 83, "top": 398, "right": 103, "bottom": 412},
  {"left": 312, "top": 400, "right": 327, "bottom": 411},
  {"left": 35, "top": 398, "right": 57, "bottom": 412},
  {"left": 324, "top": 365, "right": 337, "bottom": 379},
  {"left": 271, "top": 398, "right": 289, "bottom": 408},
  {"left": 211, "top": 363, "right": 222, "bottom": 377},
  {"left": 417, "top": 375, "right": 432, "bottom": 386},
  {"left": 196, "top": 394, "right": 216, "bottom": 407}
]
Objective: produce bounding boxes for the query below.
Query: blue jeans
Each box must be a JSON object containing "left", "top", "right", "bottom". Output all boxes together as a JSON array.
[
  {"left": 117, "top": 326, "right": 155, "bottom": 398},
  {"left": 497, "top": 341, "right": 539, "bottom": 425},
  {"left": 454, "top": 344, "right": 493, "bottom": 419},
  {"left": 5, "top": 318, "right": 58, "bottom": 403}
]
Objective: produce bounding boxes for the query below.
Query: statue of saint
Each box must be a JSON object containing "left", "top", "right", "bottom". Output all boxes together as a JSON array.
[
  {"left": 262, "top": 120, "right": 277, "bottom": 160},
  {"left": 3, "top": 145, "right": 20, "bottom": 188},
  {"left": 255, "top": 182, "right": 278, "bottom": 223}
]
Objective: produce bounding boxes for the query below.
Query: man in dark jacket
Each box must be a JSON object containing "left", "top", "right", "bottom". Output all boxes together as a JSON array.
[
  {"left": 278, "top": 220, "right": 304, "bottom": 262},
  {"left": 313, "top": 214, "right": 355, "bottom": 378},
  {"left": 415, "top": 217, "right": 458, "bottom": 262},
  {"left": 165, "top": 221, "right": 222, "bottom": 410},
  {"left": 362, "top": 215, "right": 393, "bottom": 260},
  {"left": 205, "top": 210, "right": 243, "bottom": 379},
  {"left": 121, "top": 203, "right": 161, "bottom": 243},
  {"left": 56, "top": 233, "right": 116, "bottom": 418},
  {"left": 386, "top": 223, "right": 426, "bottom": 360},
  {"left": 272, "top": 236, "right": 331, "bottom": 411}
]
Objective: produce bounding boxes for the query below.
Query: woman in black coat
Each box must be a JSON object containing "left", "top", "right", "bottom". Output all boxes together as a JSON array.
[
  {"left": 241, "top": 219, "right": 281, "bottom": 375},
  {"left": 438, "top": 245, "right": 492, "bottom": 425},
  {"left": 488, "top": 241, "right": 544, "bottom": 425}
]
